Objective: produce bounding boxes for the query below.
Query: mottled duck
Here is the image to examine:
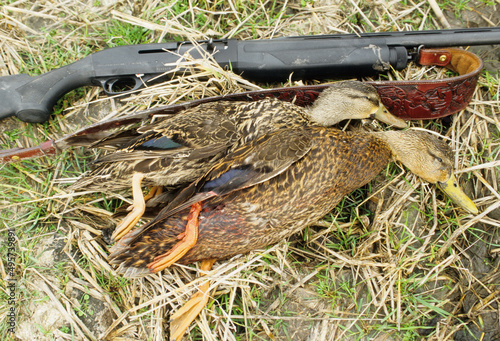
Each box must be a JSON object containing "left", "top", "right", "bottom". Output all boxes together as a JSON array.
[
  {"left": 70, "top": 81, "right": 406, "bottom": 243},
  {"left": 109, "top": 127, "right": 477, "bottom": 340}
]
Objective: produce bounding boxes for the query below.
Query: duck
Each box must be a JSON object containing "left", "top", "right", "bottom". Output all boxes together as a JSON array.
[
  {"left": 70, "top": 81, "right": 406, "bottom": 243},
  {"left": 108, "top": 127, "right": 478, "bottom": 340}
]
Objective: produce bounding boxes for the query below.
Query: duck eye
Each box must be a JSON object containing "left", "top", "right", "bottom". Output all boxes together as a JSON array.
[{"left": 436, "top": 157, "right": 443, "bottom": 163}]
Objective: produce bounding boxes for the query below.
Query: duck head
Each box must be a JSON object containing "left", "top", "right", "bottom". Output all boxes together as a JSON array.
[
  {"left": 310, "top": 81, "right": 407, "bottom": 128},
  {"left": 376, "top": 130, "right": 478, "bottom": 214}
]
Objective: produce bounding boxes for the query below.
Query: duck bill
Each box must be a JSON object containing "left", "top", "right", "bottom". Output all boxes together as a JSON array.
[
  {"left": 372, "top": 104, "right": 407, "bottom": 128},
  {"left": 437, "top": 174, "right": 478, "bottom": 214}
]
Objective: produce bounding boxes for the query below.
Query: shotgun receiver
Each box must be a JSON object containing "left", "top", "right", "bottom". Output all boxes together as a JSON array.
[{"left": 1, "top": 27, "right": 499, "bottom": 123}]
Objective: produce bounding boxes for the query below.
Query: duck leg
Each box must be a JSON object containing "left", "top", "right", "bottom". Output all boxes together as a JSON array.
[
  {"left": 111, "top": 172, "right": 146, "bottom": 241},
  {"left": 143, "top": 185, "right": 163, "bottom": 201},
  {"left": 147, "top": 202, "right": 202, "bottom": 272},
  {"left": 169, "top": 258, "right": 216, "bottom": 341}
]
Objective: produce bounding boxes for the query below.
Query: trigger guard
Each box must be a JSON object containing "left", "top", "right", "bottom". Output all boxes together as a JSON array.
[{"left": 101, "top": 76, "right": 143, "bottom": 95}]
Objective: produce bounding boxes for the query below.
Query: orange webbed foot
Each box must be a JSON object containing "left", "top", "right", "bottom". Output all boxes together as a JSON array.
[
  {"left": 111, "top": 173, "right": 147, "bottom": 242},
  {"left": 169, "top": 259, "right": 216, "bottom": 341},
  {"left": 147, "top": 202, "right": 202, "bottom": 273}
]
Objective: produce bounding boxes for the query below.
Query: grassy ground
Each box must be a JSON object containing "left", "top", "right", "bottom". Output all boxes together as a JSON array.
[{"left": 1, "top": 0, "right": 499, "bottom": 340}]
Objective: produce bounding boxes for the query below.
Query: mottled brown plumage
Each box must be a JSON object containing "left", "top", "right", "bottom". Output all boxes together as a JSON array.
[
  {"left": 108, "top": 127, "right": 477, "bottom": 341},
  {"left": 109, "top": 128, "right": 476, "bottom": 277},
  {"left": 70, "top": 81, "right": 405, "bottom": 192},
  {"left": 70, "top": 81, "right": 407, "bottom": 244}
]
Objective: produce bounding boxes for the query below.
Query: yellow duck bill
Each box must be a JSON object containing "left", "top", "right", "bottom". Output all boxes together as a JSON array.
[
  {"left": 372, "top": 104, "right": 407, "bottom": 128},
  {"left": 438, "top": 174, "right": 478, "bottom": 214}
]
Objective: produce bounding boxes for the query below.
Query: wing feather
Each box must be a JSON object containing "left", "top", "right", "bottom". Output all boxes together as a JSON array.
[{"left": 115, "top": 128, "right": 314, "bottom": 248}]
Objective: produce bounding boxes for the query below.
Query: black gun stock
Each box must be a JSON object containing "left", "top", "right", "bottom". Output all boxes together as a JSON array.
[{"left": 1, "top": 27, "right": 499, "bottom": 123}]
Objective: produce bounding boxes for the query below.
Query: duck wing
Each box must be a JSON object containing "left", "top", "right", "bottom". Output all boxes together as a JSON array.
[
  {"left": 71, "top": 102, "right": 246, "bottom": 180},
  {"left": 115, "top": 128, "right": 314, "bottom": 247},
  {"left": 65, "top": 128, "right": 142, "bottom": 150},
  {"left": 90, "top": 142, "right": 229, "bottom": 164},
  {"left": 202, "top": 127, "right": 313, "bottom": 195}
]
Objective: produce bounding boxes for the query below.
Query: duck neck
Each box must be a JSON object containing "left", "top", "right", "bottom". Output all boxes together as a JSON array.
[
  {"left": 309, "top": 100, "right": 346, "bottom": 126},
  {"left": 371, "top": 130, "right": 433, "bottom": 180},
  {"left": 371, "top": 130, "right": 422, "bottom": 164}
]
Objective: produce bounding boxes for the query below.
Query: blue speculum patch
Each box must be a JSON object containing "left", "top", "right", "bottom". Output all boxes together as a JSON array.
[{"left": 140, "top": 136, "right": 183, "bottom": 150}]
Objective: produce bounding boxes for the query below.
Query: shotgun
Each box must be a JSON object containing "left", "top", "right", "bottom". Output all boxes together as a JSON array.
[{"left": 1, "top": 26, "right": 499, "bottom": 123}]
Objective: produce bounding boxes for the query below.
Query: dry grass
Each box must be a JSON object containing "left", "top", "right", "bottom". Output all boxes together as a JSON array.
[{"left": 1, "top": 1, "right": 499, "bottom": 340}]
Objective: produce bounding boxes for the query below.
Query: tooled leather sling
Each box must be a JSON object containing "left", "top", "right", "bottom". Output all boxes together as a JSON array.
[{"left": 0, "top": 47, "right": 483, "bottom": 163}]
